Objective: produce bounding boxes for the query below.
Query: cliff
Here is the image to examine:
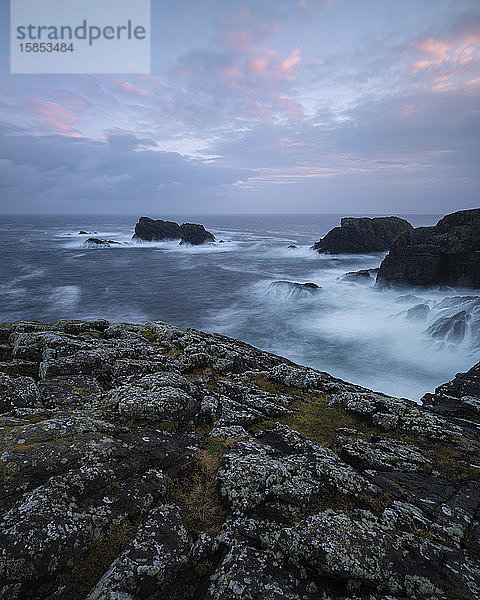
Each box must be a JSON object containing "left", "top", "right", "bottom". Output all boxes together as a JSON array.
[
  {"left": 377, "top": 208, "right": 480, "bottom": 288},
  {"left": 313, "top": 217, "right": 413, "bottom": 254},
  {"left": 0, "top": 318, "right": 479, "bottom": 600}
]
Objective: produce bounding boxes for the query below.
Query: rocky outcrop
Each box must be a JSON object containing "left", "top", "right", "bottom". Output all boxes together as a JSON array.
[
  {"left": 132, "top": 217, "right": 215, "bottom": 245},
  {"left": 268, "top": 280, "right": 321, "bottom": 298},
  {"left": 84, "top": 238, "right": 119, "bottom": 247},
  {"left": 422, "top": 361, "right": 480, "bottom": 419},
  {"left": 377, "top": 208, "right": 480, "bottom": 288},
  {"left": 313, "top": 216, "right": 413, "bottom": 254},
  {"left": 0, "top": 318, "right": 479, "bottom": 600},
  {"left": 342, "top": 267, "right": 379, "bottom": 282}
]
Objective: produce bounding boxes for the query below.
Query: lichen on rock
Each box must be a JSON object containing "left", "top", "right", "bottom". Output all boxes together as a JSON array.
[{"left": 0, "top": 318, "right": 478, "bottom": 600}]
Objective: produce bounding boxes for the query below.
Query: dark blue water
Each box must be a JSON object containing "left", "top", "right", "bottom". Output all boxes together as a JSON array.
[{"left": 1, "top": 214, "right": 477, "bottom": 400}]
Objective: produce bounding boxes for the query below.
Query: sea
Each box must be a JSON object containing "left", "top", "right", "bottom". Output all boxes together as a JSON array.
[{"left": 1, "top": 213, "right": 478, "bottom": 402}]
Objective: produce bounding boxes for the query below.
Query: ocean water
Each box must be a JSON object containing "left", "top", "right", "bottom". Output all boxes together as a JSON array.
[{"left": 1, "top": 213, "right": 478, "bottom": 401}]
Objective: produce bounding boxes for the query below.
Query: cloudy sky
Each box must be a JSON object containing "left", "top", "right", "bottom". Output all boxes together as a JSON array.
[{"left": 1, "top": 0, "right": 479, "bottom": 214}]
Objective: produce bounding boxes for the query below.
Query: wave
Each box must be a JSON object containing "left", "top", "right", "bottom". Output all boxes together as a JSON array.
[{"left": 203, "top": 275, "right": 478, "bottom": 402}]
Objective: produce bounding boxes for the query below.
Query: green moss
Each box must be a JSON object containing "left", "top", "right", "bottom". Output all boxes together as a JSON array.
[
  {"left": 80, "top": 331, "right": 103, "bottom": 340},
  {"left": 0, "top": 361, "right": 39, "bottom": 378},
  {"left": 155, "top": 420, "right": 180, "bottom": 432},
  {"left": 421, "top": 442, "right": 480, "bottom": 483},
  {"left": 251, "top": 395, "right": 374, "bottom": 448},
  {"left": 251, "top": 373, "right": 305, "bottom": 398},
  {"left": 140, "top": 328, "right": 159, "bottom": 344}
]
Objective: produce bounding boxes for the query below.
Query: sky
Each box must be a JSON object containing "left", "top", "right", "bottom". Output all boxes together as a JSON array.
[{"left": 1, "top": 0, "right": 479, "bottom": 214}]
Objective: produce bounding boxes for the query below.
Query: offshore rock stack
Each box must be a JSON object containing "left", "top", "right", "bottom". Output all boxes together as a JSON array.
[
  {"left": 0, "top": 318, "right": 479, "bottom": 599},
  {"left": 133, "top": 217, "right": 215, "bottom": 245}
]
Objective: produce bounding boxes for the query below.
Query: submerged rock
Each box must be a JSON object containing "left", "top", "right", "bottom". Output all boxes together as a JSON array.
[
  {"left": 377, "top": 208, "right": 480, "bottom": 288},
  {"left": 0, "top": 318, "right": 478, "bottom": 600},
  {"left": 342, "top": 267, "right": 379, "bottom": 282},
  {"left": 132, "top": 216, "right": 215, "bottom": 245},
  {"left": 84, "top": 238, "right": 119, "bottom": 247},
  {"left": 313, "top": 216, "right": 412, "bottom": 254},
  {"left": 268, "top": 280, "right": 321, "bottom": 298}
]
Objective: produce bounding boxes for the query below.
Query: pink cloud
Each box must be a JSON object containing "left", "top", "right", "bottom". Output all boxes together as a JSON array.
[
  {"left": 280, "top": 48, "right": 301, "bottom": 72},
  {"left": 26, "top": 100, "right": 82, "bottom": 137},
  {"left": 410, "top": 29, "right": 480, "bottom": 92},
  {"left": 277, "top": 96, "right": 304, "bottom": 121},
  {"left": 467, "top": 76, "right": 480, "bottom": 87},
  {"left": 116, "top": 80, "right": 154, "bottom": 97},
  {"left": 247, "top": 50, "right": 278, "bottom": 74},
  {"left": 225, "top": 29, "right": 255, "bottom": 53}
]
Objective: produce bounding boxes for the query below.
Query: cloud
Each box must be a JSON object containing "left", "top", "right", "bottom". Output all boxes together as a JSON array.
[
  {"left": 0, "top": 0, "right": 478, "bottom": 214},
  {"left": 0, "top": 129, "right": 250, "bottom": 212}
]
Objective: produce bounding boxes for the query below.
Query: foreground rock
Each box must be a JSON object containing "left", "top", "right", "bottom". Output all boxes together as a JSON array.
[
  {"left": 377, "top": 208, "right": 480, "bottom": 288},
  {"left": 0, "top": 318, "right": 479, "bottom": 600},
  {"left": 132, "top": 216, "right": 215, "bottom": 245},
  {"left": 313, "top": 216, "right": 412, "bottom": 254}
]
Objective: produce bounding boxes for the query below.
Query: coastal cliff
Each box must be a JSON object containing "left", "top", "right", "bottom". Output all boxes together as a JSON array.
[
  {"left": 313, "top": 217, "right": 413, "bottom": 254},
  {"left": 377, "top": 209, "right": 480, "bottom": 288},
  {"left": 0, "top": 319, "right": 479, "bottom": 600}
]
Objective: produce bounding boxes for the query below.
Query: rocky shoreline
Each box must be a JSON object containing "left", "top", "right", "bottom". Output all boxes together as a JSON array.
[{"left": 0, "top": 319, "right": 479, "bottom": 599}]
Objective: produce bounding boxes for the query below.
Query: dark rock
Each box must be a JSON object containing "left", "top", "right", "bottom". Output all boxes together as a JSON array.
[
  {"left": 109, "top": 372, "right": 200, "bottom": 423},
  {"left": 287, "top": 244, "right": 297, "bottom": 248},
  {"left": 313, "top": 216, "right": 413, "bottom": 254},
  {"left": 343, "top": 268, "right": 379, "bottom": 281},
  {"left": 422, "top": 361, "right": 480, "bottom": 418},
  {"left": 86, "top": 504, "right": 192, "bottom": 600},
  {"left": 0, "top": 373, "right": 40, "bottom": 413},
  {"left": 132, "top": 217, "right": 215, "bottom": 245},
  {"left": 38, "top": 375, "right": 104, "bottom": 407},
  {"left": 55, "top": 318, "right": 110, "bottom": 333},
  {"left": 84, "top": 238, "right": 119, "bottom": 247},
  {"left": 337, "top": 435, "right": 432, "bottom": 472},
  {"left": 268, "top": 280, "right": 321, "bottom": 297},
  {"left": 79, "top": 231, "right": 97, "bottom": 235},
  {"left": 405, "top": 303, "right": 430, "bottom": 320},
  {"left": 218, "top": 424, "right": 378, "bottom": 517},
  {"left": 396, "top": 294, "right": 429, "bottom": 304},
  {"left": 377, "top": 208, "right": 480, "bottom": 288},
  {"left": 277, "top": 510, "right": 478, "bottom": 598},
  {"left": 424, "top": 296, "right": 480, "bottom": 350},
  {"left": 180, "top": 223, "right": 216, "bottom": 245},
  {"left": 426, "top": 310, "right": 470, "bottom": 344},
  {"left": 0, "top": 318, "right": 479, "bottom": 600}
]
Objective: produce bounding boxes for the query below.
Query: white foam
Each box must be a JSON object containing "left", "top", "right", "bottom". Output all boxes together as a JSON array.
[{"left": 48, "top": 286, "right": 81, "bottom": 310}]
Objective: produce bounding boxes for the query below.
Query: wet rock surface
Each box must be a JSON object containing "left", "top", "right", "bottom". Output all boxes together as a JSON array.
[
  {"left": 268, "top": 280, "right": 321, "bottom": 298},
  {"left": 132, "top": 217, "right": 215, "bottom": 245},
  {"left": 0, "top": 318, "right": 479, "bottom": 599},
  {"left": 377, "top": 208, "right": 480, "bottom": 288},
  {"left": 313, "top": 217, "right": 412, "bottom": 254}
]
